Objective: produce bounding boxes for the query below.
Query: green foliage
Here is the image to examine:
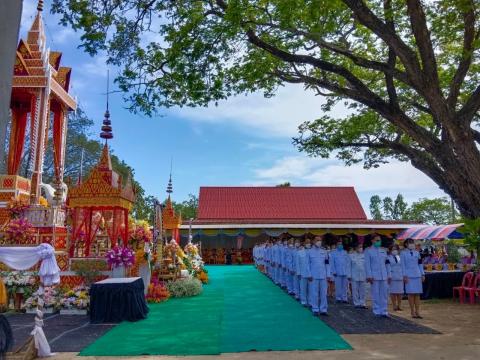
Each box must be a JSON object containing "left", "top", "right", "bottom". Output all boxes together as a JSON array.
[
  {"left": 459, "top": 218, "right": 480, "bottom": 261},
  {"left": 71, "top": 259, "right": 106, "bottom": 286},
  {"left": 406, "top": 197, "right": 455, "bottom": 225},
  {"left": 50, "top": 0, "right": 480, "bottom": 217},
  {"left": 369, "top": 194, "right": 456, "bottom": 225},
  {"left": 171, "top": 194, "right": 199, "bottom": 220},
  {"left": 276, "top": 182, "right": 291, "bottom": 187},
  {"left": 369, "top": 195, "right": 383, "bottom": 220},
  {"left": 445, "top": 240, "right": 461, "bottom": 263},
  {"left": 166, "top": 277, "right": 203, "bottom": 298}
]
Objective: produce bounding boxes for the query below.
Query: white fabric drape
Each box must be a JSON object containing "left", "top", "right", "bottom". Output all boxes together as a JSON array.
[
  {"left": 0, "top": 244, "right": 60, "bottom": 286},
  {"left": 0, "top": 243, "right": 60, "bottom": 357}
]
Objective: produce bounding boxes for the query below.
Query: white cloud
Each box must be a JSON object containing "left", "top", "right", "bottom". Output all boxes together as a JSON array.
[
  {"left": 251, "top": 155, "right": 446, "bottom": 206},
  {"left": 173, "top": 84, "right": 349, "bottom": 138},
  {"left": 79, "top": 54, "right": 110, "bottom": 78}
]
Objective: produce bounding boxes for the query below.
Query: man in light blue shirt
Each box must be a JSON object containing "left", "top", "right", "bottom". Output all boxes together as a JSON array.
[
  {"left": 330, "top": 240, "right": 350, "bottom": 303},
  {"left": 295, "top": 239, "right": 311, "bottom": 306},
  {"left": 285, "top": 239, "right": 295, "bottom": 295},
  {"left": 308, "top": 236, "right": 331, "bottom": 315},
  {"left": 364, "top": 236, "right": 391, "bottom": 317}
]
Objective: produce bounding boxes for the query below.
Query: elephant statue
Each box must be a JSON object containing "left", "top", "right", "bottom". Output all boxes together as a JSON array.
[{"left": 40, "top": 182, "right": 68, "bottom": 205}]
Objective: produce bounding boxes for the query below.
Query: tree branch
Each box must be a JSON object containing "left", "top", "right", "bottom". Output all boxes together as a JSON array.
[
  {"left": 405, "top": 0, "right": 440, "bottom": 91},
  {"left": 447, "top": 1, "right": 476, "bottom": 110}
]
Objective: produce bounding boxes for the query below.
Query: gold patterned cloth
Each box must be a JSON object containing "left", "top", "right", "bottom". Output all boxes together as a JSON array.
[{"left": 0, "top": 277, "right": 7, "bottom": 307}]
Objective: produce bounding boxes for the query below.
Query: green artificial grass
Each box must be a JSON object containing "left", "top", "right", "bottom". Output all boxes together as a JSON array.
[{"left": 80, "top": 266, "right": 351, "bottom": 356}]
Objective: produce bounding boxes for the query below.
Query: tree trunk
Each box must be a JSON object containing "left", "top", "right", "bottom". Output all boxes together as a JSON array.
[{"left": 0, "top": 0, "right": 23, "bottom": 173}]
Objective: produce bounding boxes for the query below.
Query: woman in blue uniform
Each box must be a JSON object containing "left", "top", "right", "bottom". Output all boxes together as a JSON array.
[
  {"left": 401, "top": 239, "right": 425, "bottom": 318},
  {"left": 388, "top": 244, "right": 403, "bottom": 311}
]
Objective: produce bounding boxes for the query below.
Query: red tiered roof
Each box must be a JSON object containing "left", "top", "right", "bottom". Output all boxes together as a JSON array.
[{"left": 197, "top": 186, "right": 367, "bottom": 224}]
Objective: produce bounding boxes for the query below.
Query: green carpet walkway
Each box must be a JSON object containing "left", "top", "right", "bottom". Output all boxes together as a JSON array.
[{"left": 80, "top": 266, "right": 351, "bottom": 356}]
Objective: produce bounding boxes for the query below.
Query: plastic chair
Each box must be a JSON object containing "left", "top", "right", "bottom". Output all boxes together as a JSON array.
[
  {"left": 464, "top": 273, "right": 480, "bottom": 305},
  {"left": 452, "top": 272, "right": 474, "bottom": 303}
]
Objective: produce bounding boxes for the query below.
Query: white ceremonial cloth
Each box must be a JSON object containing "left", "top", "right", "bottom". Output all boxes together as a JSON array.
[
  {"left": 0, "top": 243, "right": 60, "bottom": 286},
  {"left": 30, "top": 310, "right": 54, "bottom": 357}
]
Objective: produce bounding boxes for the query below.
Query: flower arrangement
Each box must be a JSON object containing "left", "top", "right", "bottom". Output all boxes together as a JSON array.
[
  {"left": 2, "top": 218, "right": 36, "bottom": 245},
  {"left": 105, "top": 246, "right": 135, "bottom": 269},
  {"left": 23, "top": 287, "right": 59, "bottom": 311},
  {"left": 146, "top": 282, "right": 170, "bottom": 303},
  {"left": 7, "top": 196, "right": 29, "bottom": 218},
  {"left": 196, "top": 270, "right": 209, "bottom": 284},
  {"left": 0, "top": 271, "right": 37, "bottom": 294},
  {"left": 39, "top": 196, "right": 49, "bottom": 207},
  {"left": 184, "top": 243, "right": 198, "bottom": 256},
  {"left": 129, "top": 220, "right": 152, "bottom": 245},
  {"left": 164, "top": 239, "right": 179, "bottom": 256},
  {"left": 59, "top": 285, "right": 90, "bottom": 310},
  {"left": 166, "top": 278, "right": 203, "bottom": 298}
]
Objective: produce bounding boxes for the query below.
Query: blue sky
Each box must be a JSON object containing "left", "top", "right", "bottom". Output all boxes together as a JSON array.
[{"left": 21, "top": 1, "right": 447, "bottom": 215}]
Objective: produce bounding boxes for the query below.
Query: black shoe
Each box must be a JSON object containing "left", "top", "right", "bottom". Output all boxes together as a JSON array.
[
  {"left": 342, "top": 300, "right": 349, "bottom": 304},
  {"left": 312, "top": 311, "right": 319, "bottom": 316},
  {"left": 320, "top": 312, "right": 329, "bottom": 316}
]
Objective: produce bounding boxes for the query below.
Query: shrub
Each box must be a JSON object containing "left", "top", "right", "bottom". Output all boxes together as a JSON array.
[{"left": 166, "top": 278, "right": 203, "bottom": 298}]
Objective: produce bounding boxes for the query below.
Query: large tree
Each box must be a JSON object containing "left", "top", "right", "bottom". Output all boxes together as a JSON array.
[{"left": 52, "top": 0, "right": 480, "bottom": 217}]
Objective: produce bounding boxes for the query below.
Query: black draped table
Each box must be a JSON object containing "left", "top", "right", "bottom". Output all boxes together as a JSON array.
[
  {"left": 422, "top": 271, "right": 466, "bottom": 300},
  {"left": 90, "top": 277, "right": 149, "bottom": 323}
]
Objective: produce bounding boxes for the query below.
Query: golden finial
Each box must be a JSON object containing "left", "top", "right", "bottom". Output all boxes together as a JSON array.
[{"left": 37, "top": 0, "right": 44, "bottom": 12}]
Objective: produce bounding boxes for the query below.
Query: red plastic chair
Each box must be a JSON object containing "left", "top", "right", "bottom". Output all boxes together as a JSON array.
[
  {"left": 464, "top": 273, "right": 480, "bottom": 305},
  {"left": 453, "top": 272, "right": 474, "bottom": 303}
]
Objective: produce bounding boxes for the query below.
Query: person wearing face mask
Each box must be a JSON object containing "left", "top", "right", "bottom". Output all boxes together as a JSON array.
[
  {"left": 330, "top": 240, "right": 350, "bottom": 303},
  {"left": 292, "top": 240, "right": 301, "bottom": 299},
  {"left": 265, "top": 241, "right": 272, "bottom": 279},
  {"left": 285, "top": 239, "right": 295, "bottom": 295},
  {"left": 307, "top": 236, "right": 331, "bottom": 316},
  {"left": 348, "top": 243, "right": 367, "bottom": 309},
  {"left": 401, "top": 239, "right": 425, "bottom": 319},
  {"left": 364, "top": 235, "right": 391, "bottom": 317},
  {"left": 388, "top": 244, "right": 404, "bottom": 311},
  {"left": 295, "top": 239, "right": 311, "bottom": 306}
]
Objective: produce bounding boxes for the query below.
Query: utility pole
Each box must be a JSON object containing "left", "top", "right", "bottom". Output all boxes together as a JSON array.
[{"left": 0, "top": 0, "right": 23, "bottom": 172}]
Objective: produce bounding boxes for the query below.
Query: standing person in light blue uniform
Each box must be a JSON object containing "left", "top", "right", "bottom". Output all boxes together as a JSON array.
[
  {"left": 271, "top": 240, "right": 278, "bottom": 283},
  {"left": 330, "top": 240, "right": 350, "bottom": 303},
  {"left": 348, "top": 243, "right": 367, "bottom": 308},
  {"left": 285, "top": 238, "right": 295, "bottom": 295},
  {"left": 274, "top": 239, "right": 282, "bottom": 285},
  {"left": 292, "top": 240, "right": 301, "bottom": 299},
  {"left": 388, "top": 244, "right": 404, "bottom": 311},
  {"left": 280, "top": 238, "right": 288, "bottom": 289},
  {"left": 295, "top": 239, "right": 310, "bottom": 306},
  {"left": 364, "top": 236, "right": 391, "bottom": 317},
  {"left": 308, "top": 236, "right": 331, "bottom": 316},
  {"left": 265, "top": 241, "right": 272, "bottom": 278},
  {"left": 401, "top": 239, "right": 425, "bottom": 319}
]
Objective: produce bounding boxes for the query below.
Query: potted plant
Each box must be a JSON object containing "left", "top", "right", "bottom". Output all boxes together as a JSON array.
[
  {"left": 59, "top": 285, "right": 90, "bottom": 315},
  {"left": 105, "top": 246, "right": 135, "bottom": 278},
  {"left": 23, "top": 287, "right": 59, "bottom": 314},
  {"left": 1, "top": 271, "right": 36, "bottom": 311}
]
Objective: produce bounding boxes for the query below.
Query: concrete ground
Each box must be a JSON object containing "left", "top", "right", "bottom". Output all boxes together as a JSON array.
[{"left": 52, "top": 300, "right": 479, "bottom": 360}]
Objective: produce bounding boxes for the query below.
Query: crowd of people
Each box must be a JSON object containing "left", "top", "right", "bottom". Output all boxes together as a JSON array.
[{"left": 253, "top": 235, "right": 425, "bottom": 319}]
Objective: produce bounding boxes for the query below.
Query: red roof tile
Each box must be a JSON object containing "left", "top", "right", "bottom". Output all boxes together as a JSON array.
[{"left": 197, "top": 186, "right": 367, "bottom": 222}]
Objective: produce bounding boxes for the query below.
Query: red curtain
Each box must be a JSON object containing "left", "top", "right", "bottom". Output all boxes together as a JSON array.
[
  {"left": 52, "top": 109, "right": 64, "bottom": 181},
  {"left": 7, "top": 108, "right": 28, "bottom": 175}
]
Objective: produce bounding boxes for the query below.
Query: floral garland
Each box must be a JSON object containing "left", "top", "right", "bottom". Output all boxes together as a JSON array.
[{"left": 105, "top": 246, "right": 135, "bottom": 269}]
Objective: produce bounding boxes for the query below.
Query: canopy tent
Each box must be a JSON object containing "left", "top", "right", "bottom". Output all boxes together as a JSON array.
[
  {"left": 0, "top": 243, "right": 60, "bottom": 357},
  {"left": 396, "top": 224, "right": 464, "bottom": 241}
]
